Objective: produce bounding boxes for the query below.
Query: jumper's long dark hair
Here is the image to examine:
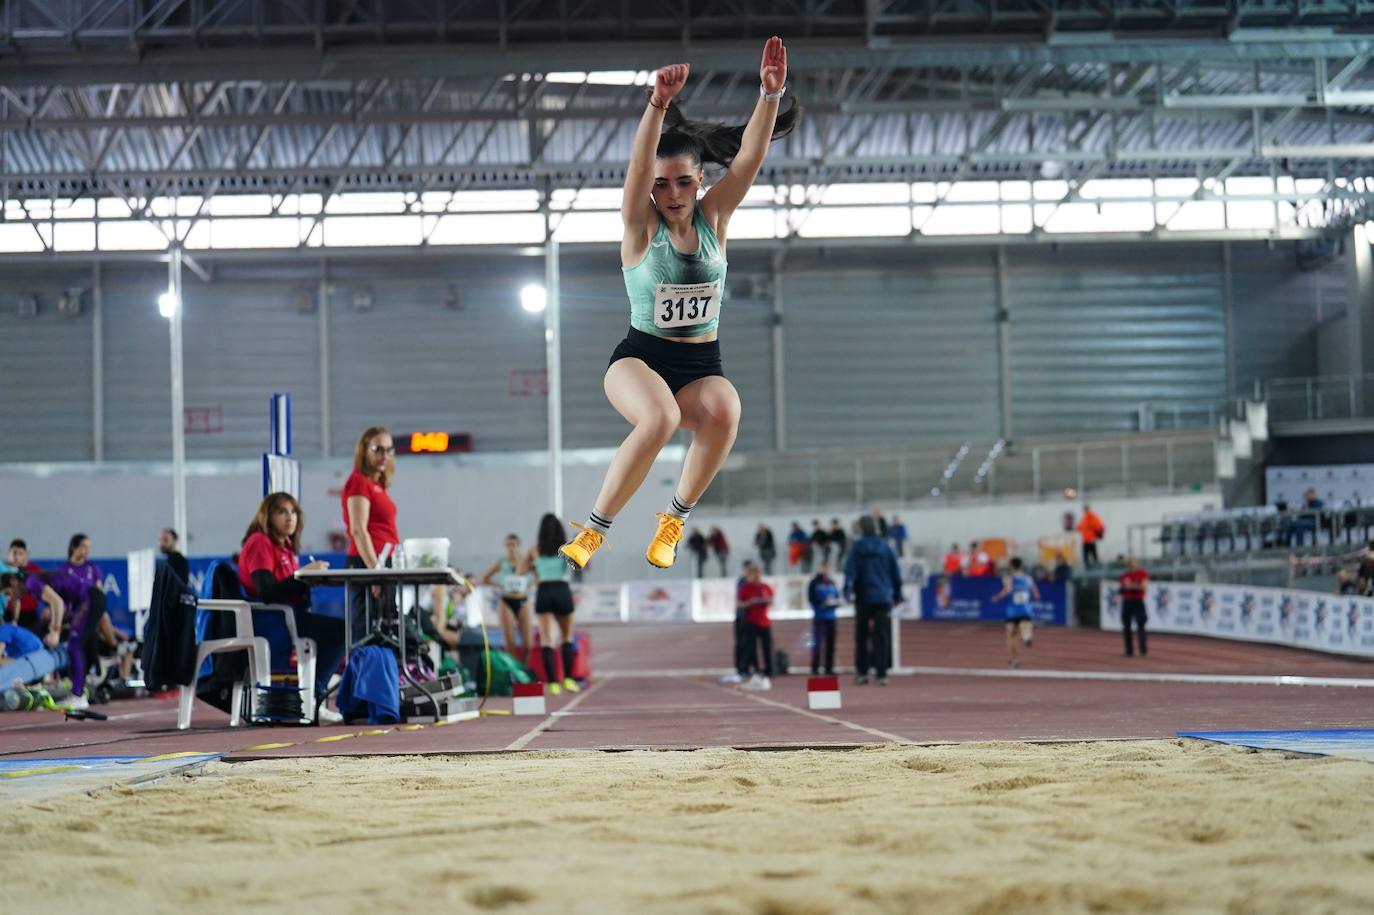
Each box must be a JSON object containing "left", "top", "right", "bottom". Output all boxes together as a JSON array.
[
  {"left": 537, "top": 513, "right": 566, "bottom": 558},
  {"left": 657, "top": 96, "right": 800, "bottom": 168}
]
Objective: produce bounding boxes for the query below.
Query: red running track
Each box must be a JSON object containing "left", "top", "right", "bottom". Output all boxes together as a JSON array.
[{"left": 1, "top": 621, "right": 1370, "bottom": 762}]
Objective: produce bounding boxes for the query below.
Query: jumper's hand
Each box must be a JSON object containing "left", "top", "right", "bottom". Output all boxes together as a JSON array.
[
  {"left": 653, "top": 64, "right": 690, "bottom": 105},
  {"left": 760, "top": 36, "right": 787, "bottom": 95}
]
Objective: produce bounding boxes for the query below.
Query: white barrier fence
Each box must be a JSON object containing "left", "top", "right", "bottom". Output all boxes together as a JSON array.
[{"left": 1099, "top": 580, "right": 1374, "bottom": 659}]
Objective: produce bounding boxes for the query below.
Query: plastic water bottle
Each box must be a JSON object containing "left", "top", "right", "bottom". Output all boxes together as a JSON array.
[{"left": 3, "top": 687, "right": 34, "bottom": 711}]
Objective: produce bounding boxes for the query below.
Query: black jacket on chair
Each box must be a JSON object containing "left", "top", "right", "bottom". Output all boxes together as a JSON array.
[{"left": 142, "top": 563, "right": 200, "bottom": 690}]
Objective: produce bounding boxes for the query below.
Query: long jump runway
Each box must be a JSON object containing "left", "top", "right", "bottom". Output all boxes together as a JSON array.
[{"left": 3, "top": 621, "right": 1372, "bottom": 768}]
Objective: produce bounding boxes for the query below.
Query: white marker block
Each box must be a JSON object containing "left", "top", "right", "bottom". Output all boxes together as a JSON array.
[
  {"left": 513, "top": 682, "right": 546, "bottom": 716},
  {"left": 807, "top": 676, "right": 842, "bottom": 710}
]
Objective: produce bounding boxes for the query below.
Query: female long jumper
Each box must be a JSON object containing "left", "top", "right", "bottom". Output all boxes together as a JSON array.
[{"left": 559, "top": 37, "right": 799, "bottom": 571}]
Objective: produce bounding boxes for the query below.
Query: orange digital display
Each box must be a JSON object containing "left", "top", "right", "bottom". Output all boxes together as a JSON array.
[
  {"left": 396, "top": 431, "right": 472, "bottom": 455},
  {"left": 409, "top": 432, "right": 450, "bottom": 453}
]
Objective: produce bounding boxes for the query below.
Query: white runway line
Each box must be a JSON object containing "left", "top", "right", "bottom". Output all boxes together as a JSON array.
[
  {"left": 504, "top": 679, "right": 606, "bottom": 751},
  {"left": 703, "top": 680, "right": 914, "bottom": 746},
  {"left": 599, "top": 666, "right": 1374, "bottom": 688}
]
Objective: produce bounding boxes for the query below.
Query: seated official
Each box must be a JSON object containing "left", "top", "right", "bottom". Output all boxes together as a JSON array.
[{"left": 239, "top": 492, "right": 347, "bottom": 706}]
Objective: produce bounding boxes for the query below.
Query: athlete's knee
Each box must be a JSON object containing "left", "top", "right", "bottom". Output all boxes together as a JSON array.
[
  {"left": 698, "top": 393, "right": 740, "bottom": 432},
  {"left": 635, "top": 405, "right": 681, "bottom": 442}
]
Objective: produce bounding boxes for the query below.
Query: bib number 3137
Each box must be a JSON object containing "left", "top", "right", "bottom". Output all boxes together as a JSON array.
[{"left": 654, "top": 281, "right": 721, "bottom": 330}]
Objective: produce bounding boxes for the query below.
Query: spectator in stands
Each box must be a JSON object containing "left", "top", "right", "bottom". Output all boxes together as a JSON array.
[
  {"left": 941, "top": 543, "right": 965, "bottom": 576},
  {"left": 845, "top": 515, "right": 902, "bottom": 686},
  {"left": 1358, "top": 540, "right": 1374, "bottom": 583},
  {"left": 707, "top": 526, "right": 730, "bottom": 576},
  {"left": 239, "top": 492, "right": 345, "bottom": 719},
  {"left": 1078, "top": 505, "right": 1105, "bottom": 568},
  {"left": 5, "top": 540, "right": 49, "bottom": 638},
  {"left": 1, "top": 573, "right": 70, "bottom": 688},
  {"left": 1336, "top": 569, "right": 1361, "bottom": 596},
  {"left": 808, "top": 560, "right": 840, "bottom": 676},
  {"left": 720, "top": 560, "right": 757, "bottom": 685},
  {"left": 810, "top": 520, "right": 830, "bottom": 566},
  {"left": 687, "top": 528, "right": 708, "bottom": 577},
  {"left": 1053, "top": 556, "right": 1073, "bottom": 584},
  {"left": 754, "top": 523, "right": 777, "bottom": 574},
  {"left": 889, "top": 515, "right": 908, "bottom": 557},
  {"left": 871, "top": 508, "right": 889, "bottom": 541},
  {"left": 968, "top": 541, "right": 995, "bottom": 576},
  {"left": 158, "top": 527, "right": 190, "bottom": 585},
  {"left": 1289, "top": 488, "right": 1325, "bottom": 547},
  {"left": 736, "top": 562, "right": 774, "bottom": 691},
  {"left": 787, "top": 522, "right": 809, "bottom": 570},
  {"left": 1117, "top": 556, "right": 1149, "bottom": 657},
  {"left": 829, "top": 518, "right": 849, "bottom": 566}
]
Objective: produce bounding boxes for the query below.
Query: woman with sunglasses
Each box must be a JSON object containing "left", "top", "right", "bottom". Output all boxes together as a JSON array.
[{"left": 343, "top": 427, "right": 401, "bottom": 640}]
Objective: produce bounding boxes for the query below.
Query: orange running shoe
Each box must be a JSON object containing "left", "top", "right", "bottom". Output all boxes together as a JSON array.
[
  {"left": 558, "top": 522, "right": 605, "bottom": 571},
  {"left": 646, "top": 512, "right": 685, "bottom": 569}
]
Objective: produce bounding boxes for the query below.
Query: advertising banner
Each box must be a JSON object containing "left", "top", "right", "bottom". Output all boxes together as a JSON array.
[
  {"left": 1099, "top": 581, "right": 1374, "bottom": 658},
  {"left": 920, "top": 575, "right": 1069, "bottom": 626}
]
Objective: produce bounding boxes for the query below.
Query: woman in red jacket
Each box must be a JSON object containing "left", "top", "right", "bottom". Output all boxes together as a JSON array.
[{"left": 239, "top": 492, "right": 345, "bottom": 720}]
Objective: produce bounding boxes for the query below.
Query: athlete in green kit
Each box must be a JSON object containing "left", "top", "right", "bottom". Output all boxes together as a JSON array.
[{"left": 560, "top": 36, "right": 800, "bottom": 573}]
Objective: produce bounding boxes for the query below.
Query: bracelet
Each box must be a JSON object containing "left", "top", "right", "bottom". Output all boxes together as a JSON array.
[
  {"left": 648, "top": 92, "right": 669, "bottom": 111},
  {"left": 761, "top": 84, "right": 786, "bottom": 102}
]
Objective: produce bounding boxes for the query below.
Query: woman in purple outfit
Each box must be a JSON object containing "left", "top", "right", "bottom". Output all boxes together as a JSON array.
[{"left": 43, "top": 533, "right": 105, "bottom": 710}]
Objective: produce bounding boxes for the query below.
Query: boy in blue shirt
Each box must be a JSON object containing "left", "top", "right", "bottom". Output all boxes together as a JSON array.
[{"left": 808, "top": 561, "right": 841, "bottom": 676}]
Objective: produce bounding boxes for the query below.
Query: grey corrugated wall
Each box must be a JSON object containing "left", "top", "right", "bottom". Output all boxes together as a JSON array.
[
  {"left": 1006, "top": 245, "right": 1228, "bottom": 437},
  {"left": 0, "top": 239, "right": 1348, "bottom": 463},
  {"left": 0, "top": 265, "right": 94, "bottom": 461},
  {"left": 1230, "top": 244, "right": 1346, "bottom": 397},
  {"left": 781, "top": 248, "right": 1002, "bottom": 447}
]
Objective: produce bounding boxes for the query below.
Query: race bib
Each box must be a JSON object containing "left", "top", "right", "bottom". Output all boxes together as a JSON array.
[
  {"left": 1013, "top": 591, "right": 1030, "bottom": 605},
  {"left": 502, "top": 574, "right": 529, "bottom": 595},
  {"left": 653, "top": 281, "right": 721, "bottom": 330}
]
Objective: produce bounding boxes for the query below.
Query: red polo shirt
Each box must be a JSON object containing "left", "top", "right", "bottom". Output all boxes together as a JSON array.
[
  {"left": 1118, "top": 568, "right": 1149, "bottom": 601},
  {"left": 737, "top": 580, "right": 774, "bottom": 628},
  {"left": 239, "top": 532, "right": 299, "bottom": 596},
  {"left": 342, "top": 469, "right": 400, "bottom": 558}
]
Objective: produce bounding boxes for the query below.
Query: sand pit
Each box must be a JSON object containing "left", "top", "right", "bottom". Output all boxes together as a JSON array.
[{"left": 5, "top": 739, "right": 1374, "bottom": 915}]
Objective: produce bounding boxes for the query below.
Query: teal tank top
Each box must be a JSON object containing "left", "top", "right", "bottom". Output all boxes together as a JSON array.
[
  {"left": 498, "top": 558, "right": 530, "bottom": 596},
  {"left": 623, "top": 206, "right": 728, "bottom": 338},
  {"left": 534, "top": 554, "right": 567, "bottom": 582}
]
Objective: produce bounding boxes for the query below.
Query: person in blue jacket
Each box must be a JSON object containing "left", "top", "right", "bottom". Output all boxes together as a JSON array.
[
  {"left": 843, "top": 515, "right": 903, "bottom": 685},
  {"left": 807, "top": 561, "right": 841, "bottom": 675}
]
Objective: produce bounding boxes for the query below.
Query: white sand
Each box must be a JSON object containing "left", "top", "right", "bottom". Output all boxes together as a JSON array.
[{"left": 4, "top": 740, "right": 1374, "bottom": 915}]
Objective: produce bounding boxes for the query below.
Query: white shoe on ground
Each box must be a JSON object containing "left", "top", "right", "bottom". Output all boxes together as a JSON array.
[
  {"left": 55, "top": 692, "right": 89, "bottom": 711},
  {"left": 718, "top": 673, "right": 744, "bottom": 685},
  {"left": 317, "top": 705, "right": 343, "bottom": 725}
]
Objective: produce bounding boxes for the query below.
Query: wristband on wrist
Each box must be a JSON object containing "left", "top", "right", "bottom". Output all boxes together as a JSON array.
[
  {"left": 761, "top": 84, "right": 785, "bottom": 101},
  {"left": 648, "top": 92, "right": 669, "bottom": 110}
]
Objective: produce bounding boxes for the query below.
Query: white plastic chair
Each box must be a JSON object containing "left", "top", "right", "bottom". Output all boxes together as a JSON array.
[{"left": 177, "top": 599, "right": 270, "bottom": 730}]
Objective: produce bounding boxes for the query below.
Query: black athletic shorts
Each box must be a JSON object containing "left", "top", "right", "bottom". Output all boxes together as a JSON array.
[
  {"left": 609, "top": 326, "right": 724, "bottom": 394},
  {"left": 534, "top": 581, "right": 575, "bottom": 616},
  {"left": 500, "top": 595, "right": 528, "bottom": 614}
]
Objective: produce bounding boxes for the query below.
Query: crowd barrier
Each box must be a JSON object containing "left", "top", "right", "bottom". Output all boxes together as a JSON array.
[{"left": 1099, "top": 580, "right": 1374, "bottom": 659}]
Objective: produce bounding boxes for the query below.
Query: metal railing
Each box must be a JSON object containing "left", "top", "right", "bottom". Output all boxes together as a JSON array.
[
  {"left": 1260, "top": 373, "right": 1374, "bottom": 424},
  {"left": 699, "top": 430, "right": 1218, "bottom": 511}
]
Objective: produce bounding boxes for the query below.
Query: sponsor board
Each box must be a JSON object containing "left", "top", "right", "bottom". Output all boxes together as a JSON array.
[{"left": 1100, "top": 580, "right": 1374, "bottom": 658}]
